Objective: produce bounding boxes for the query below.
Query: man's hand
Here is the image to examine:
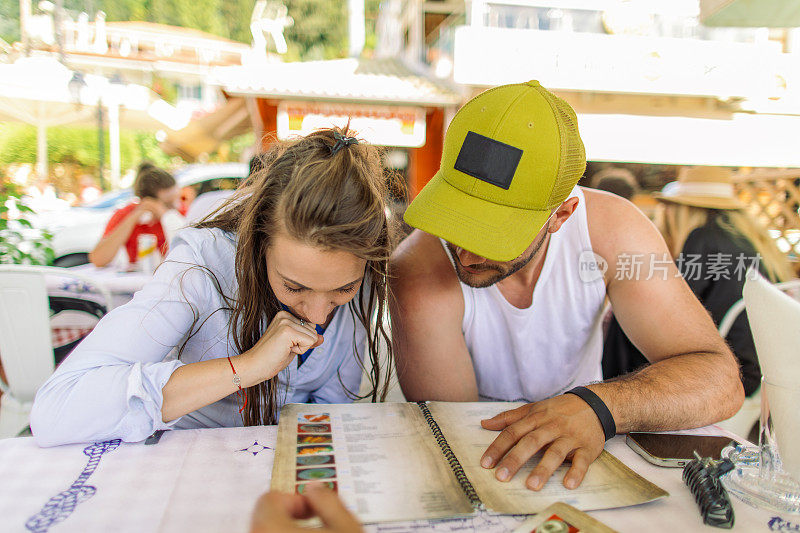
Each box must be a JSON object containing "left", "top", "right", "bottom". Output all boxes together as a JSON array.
[
  {"left": 479, "top": 395, "right": 606, "bottom": 490},
  {"left": 250, "top": 485, "right": 363, "bottom": 533}
]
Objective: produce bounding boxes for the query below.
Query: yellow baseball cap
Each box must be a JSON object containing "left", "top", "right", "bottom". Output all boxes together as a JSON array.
[{"left": 404, "top": 81, "right": 586, "bottom": 261}]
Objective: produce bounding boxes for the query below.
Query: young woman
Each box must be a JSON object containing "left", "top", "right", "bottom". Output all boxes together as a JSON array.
[
  {"left": 89, "top": 162, "right": 180, "bottom": 268},
  {"left": 32, "top": 128, "right": 397, "bottom": 446}
]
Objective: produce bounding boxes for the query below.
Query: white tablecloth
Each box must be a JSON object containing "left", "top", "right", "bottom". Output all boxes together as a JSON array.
[
  {"left": 0, "top": 424, "right": 789, "bottom": 532},
  {"left": 46, "top": 264, "right": 152, "bottom": 309},
  {"left": 42, "top": 264, "right": 152, "bottom": 348}
]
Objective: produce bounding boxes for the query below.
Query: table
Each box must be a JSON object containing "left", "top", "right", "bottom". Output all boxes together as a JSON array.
[
  {"left": 0, "top": 425, "right": 790, "bottom": 533},
  {"left": 47, "top": 264, "right": 152, "bottom": 309},
  {"left": 45, "top": 264, "right": 152, "bottom": 349}
]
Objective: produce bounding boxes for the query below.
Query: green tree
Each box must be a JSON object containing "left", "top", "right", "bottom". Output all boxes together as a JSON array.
[
  {"left": 364, "top": 0, "right": 380, "bottom": 55},
  {"left": 284, "top": 0, "right": 347, "bottom": 60},
  {"left": 0, "top": 0, "right": 21, "bottom": 43},
  {"left": 3, "top": 0, "right": 383, "bottom": 53},
  {"left": 221, "top": 0, "right": 256, "bottom": 44},
  {"left": 182, "top": 0, "right": 224, "bottom": 36},
  {"left": 0, "top": 181, "right": 55, "bottom": 265},
  {"left": 156, "top": 0, "right": 222, "bottom": 35},
  {"left": 0, "top": 123, "right": 171, "bottom": 172},
  {"left": 97, "top": 0, "right": 150, "bottom": 22},
  {"left": 133, "top": 131, "right": 172, "bottom": 167}
]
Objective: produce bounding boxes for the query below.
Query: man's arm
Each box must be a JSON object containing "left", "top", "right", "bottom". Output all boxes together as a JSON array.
[
  {"left": 480, "top": 190, "right": 744, "bottom": 490},
  {"left": 389, "top": 230, "right": 479, "bottom": 402},
  {"left": 588, "top": 189, "right": 744, "bottom": 430}
]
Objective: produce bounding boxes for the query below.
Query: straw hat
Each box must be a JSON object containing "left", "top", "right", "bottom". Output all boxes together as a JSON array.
[{"left": 654, "top": 166, "right": 743, "bottom": 210}]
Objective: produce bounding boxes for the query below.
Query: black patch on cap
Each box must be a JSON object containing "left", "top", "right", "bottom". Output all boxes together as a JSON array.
[{"left": 454, "top": 131, "right": 522, "bottom": 190}]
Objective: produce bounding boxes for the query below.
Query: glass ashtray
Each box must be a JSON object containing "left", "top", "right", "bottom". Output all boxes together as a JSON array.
[{"left": 722, "top": 445, "right": 800, "bottom": 514}]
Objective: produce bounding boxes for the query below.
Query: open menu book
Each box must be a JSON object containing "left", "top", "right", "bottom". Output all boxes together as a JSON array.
[{"left": 271, "top": 402, "right": 668, "bottom": 524}]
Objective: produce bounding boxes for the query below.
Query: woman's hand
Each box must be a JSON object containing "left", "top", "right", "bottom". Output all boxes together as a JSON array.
[
  {"left": 243, "top": 311, "right": 323, "bottom": 383},
  {"left": 161, "top": 311, "right": 322, "bottom": 422}
]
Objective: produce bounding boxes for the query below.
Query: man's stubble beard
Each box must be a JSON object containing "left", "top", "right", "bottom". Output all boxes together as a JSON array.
[{"left": 446, "top": 227, "right": 550, "bottom": 289}]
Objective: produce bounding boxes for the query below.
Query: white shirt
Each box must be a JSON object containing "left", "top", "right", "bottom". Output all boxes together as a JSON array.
[
  {"left": 457, "top": 186, "right": 607, "bottom": 402},
  {"left": 31, "top": 227, "right": 367, "bottom": 447}
]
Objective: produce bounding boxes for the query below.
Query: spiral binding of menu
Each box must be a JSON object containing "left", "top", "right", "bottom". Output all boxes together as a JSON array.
[{"left": 417, "top": 401, "right": 483, "bottom": 510}]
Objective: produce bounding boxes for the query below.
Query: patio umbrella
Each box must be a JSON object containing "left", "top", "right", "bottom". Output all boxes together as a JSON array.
[{"left": 0, "top": 56, "right": 189, "bottom": 184}]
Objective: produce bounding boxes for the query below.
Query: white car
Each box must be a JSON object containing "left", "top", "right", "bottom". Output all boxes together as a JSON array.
[{"left": 41, "top": 163, "right": 248, "bottom": 266}]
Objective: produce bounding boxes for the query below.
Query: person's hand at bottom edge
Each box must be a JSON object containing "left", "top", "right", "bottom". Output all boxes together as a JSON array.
[{"left": 250, "top": 483, "right": 363, "bottom": 533}]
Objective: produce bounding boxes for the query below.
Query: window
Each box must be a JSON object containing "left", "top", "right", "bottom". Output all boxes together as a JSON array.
[{"left": 178, "top": 84, "right": 203, "bottom": 101}]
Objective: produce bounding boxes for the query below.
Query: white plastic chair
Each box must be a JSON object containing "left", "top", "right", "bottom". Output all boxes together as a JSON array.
[
  {"left": 716, "top": 279, "right": 800, "bottom": 438},
  {"left": 0, "top": 265, "right": 113, "bottom": 439}
]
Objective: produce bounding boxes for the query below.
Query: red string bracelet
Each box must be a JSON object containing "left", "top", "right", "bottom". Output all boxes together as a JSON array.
[{"left": 226, "top": 355, "right": 247, "bottom": 413}]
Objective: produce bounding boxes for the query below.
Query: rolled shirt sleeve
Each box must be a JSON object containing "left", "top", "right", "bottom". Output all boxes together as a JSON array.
[{"left": 31, "top": 231, "right": 218, "bottom": 446}]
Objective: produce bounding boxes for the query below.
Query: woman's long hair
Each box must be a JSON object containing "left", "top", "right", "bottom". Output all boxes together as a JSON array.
[
  {"left": 655, "top": 202, "right": 792, "bottom": 283},
  {"left": 195, "top": 127, "right": 402, "bottom": 425}
]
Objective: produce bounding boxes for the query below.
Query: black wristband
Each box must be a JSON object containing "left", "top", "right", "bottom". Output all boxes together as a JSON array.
[{"left": 565, "top": 386, "right": 616, "bottom": 441}]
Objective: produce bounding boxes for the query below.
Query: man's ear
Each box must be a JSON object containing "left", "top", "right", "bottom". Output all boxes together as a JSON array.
[{"left": 547, "top": 197, "right": 579, "bottom": 234}]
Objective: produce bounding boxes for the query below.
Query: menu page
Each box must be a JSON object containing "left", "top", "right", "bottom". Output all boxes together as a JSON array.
[
  {"left": 427, "top": 401, "right": 668, "bottom": 515},
  {"left": 271, "top": 403, "right": 474, "bottom": 524}
]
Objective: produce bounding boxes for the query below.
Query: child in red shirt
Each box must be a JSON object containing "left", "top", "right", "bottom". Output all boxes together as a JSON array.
[{"left": 90, "top": 163, "right": 180, "bottom": 267}]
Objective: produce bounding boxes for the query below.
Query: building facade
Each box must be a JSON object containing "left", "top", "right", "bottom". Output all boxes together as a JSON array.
[
  {"left": 393, "top": 0, "right": 800, "bottom": 171},
  {"left": 24, "top": 10, "right": 253, "bottom": 117}
]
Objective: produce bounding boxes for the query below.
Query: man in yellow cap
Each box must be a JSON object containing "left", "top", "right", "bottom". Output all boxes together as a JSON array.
[{"left": 390, "top": 81, "right": 744, "bottom": 491}]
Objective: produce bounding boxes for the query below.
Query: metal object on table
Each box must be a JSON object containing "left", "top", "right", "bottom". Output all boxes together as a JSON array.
[
  {"left": 144, "top": 429, "right": 168, "bottom": 445},
  {"left": 683, "top": 451, "right": 735, "bottom": 529}
]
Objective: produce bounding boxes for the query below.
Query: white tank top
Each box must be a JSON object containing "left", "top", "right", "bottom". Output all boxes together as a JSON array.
[{"left": 454, "top": 186, "right": 607, "bottom": 402}]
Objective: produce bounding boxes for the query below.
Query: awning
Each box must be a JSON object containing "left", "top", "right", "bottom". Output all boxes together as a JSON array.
[
  {"left": 578, "top": 112, "right": 800, "bottom": 167},
  {"left": 161, "top": 97, "right": 252, "bottom": 161},
  {"left": 211, "top": 57, "right": 462, "bottom": 107}
]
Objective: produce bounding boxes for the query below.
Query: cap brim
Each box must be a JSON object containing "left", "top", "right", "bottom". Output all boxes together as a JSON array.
[
  {"left": 404, "top": 171, "right": 551, "bottom": 262},
  {"left": 653, "top": 193, "right": 743, "bottom": 210}
]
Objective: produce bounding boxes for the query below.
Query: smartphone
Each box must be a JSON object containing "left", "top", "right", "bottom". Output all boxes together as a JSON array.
[{"left": 626, "top": 432, "right": 739, "bottom": 468}]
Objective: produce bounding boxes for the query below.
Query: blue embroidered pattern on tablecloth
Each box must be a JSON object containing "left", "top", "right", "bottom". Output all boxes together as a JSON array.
[
  {"left": 238, "top": 440, "right": 272, "bottom": 456},
  {"left": 59, "top": 279, "right": 94, "bottom": 294},
  {"left": 25, "top": 439, "right": 121, "bottom": 533}
]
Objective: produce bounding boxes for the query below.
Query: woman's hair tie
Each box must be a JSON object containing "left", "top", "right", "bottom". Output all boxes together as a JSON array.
[{"left": 329, "top": 131, "right": 359, "bottom": 155}]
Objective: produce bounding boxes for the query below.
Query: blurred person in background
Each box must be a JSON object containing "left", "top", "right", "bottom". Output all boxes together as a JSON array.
[
  {"left": 589, "top": 167, "right": 639, "bottom": 201},
  {"left": 25, "top": 176, "right": 58, "bottom": 201},
  {"left": 25, "top": 176, "right": 65, "bottom": 212},
  {"left": 78, "top": 175, "right": 102, "bottom": 205},
  {"left": 603, "top": 166, "right": 793, "bottom": 399},
  {"left": 89, "top": 162, "right": 180, "bottom": 268}
]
